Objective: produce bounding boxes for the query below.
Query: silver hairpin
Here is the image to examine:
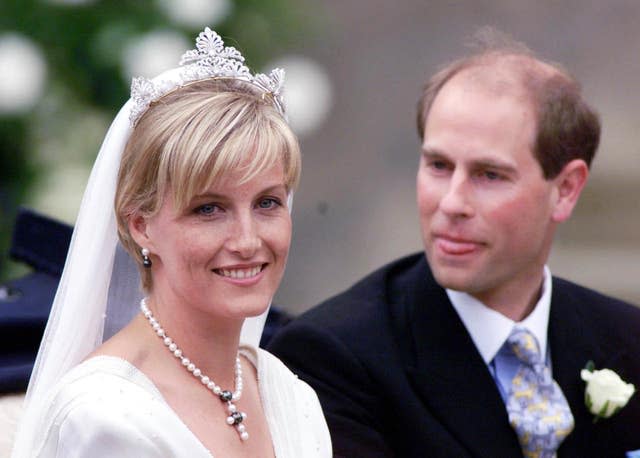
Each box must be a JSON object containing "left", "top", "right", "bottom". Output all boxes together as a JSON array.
[{"left": 129, "top": 27, "right": 286, "bottom": 126}]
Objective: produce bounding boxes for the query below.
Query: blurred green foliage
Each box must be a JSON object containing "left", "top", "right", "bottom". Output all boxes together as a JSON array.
[{"left": 0, "top": 0, "right": 316, "bottom": 281}]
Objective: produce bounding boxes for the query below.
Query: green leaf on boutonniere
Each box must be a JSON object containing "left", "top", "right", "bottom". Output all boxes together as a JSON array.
[
  {"left": 594, "top": 400, "right": 610, "bottom": 423},
  {"left": 584, "top": 360, "right": 595, "bottom": 372}
]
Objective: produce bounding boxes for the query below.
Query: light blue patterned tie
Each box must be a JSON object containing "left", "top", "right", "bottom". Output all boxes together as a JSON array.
[{"left": 506, "top": 328, "right": 574, "bottom": 458}]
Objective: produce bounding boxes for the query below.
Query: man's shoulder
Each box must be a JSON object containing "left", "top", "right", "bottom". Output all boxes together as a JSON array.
[
  {"left": 553, "top": 276, "right": 639, "bottom": 312},
  {"left": 552, "top": 275, "right": 640, "bottom": 332},
  {"left": 295, "top": 252, "right": 430, "bottom": 327}
]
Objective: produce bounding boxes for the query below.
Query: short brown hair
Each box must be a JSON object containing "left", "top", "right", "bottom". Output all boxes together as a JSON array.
[
  {"left": 115, "top": 78, "right": 301, "bottom": 290},
  {"left": 416, "top": 31, "right": 600, "bottom": 179}
]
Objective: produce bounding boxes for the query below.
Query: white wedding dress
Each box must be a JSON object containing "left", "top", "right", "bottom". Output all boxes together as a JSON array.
[
  {"left": 29, "top": 347, "right": 330, "bottom": 457},
  {"left": 12, "top": 29, "right": 331, "bottom": 458}
]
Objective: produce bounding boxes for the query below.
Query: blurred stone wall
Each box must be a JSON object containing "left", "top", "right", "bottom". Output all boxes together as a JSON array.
[{"left": 274, "top": 0, "right": 640, "bottom": 313}]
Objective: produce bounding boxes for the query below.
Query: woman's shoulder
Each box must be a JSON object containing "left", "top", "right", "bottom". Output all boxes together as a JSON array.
[
  {"left": 244, "top": 346, "right": 317, "bottom": 397},
  {"left": 251, "top": 347, "right": 332, "bottom": 456},
  {"left": 25, "top": 356, "right": 201, "bottom": 457},
  {"left": 47, "top": 356, "right": 162, "bottom": 407},
  {"left": 243, "top": 346, "right": 303, "bottom": 386}
]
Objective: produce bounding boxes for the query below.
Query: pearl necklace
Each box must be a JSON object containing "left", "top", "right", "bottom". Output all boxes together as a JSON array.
[{"left": 140, "top": 298, "right": 249, "bottom": 441}]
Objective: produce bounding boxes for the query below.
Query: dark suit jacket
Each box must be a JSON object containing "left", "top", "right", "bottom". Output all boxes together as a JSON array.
[{"left": 269, "top": 253, "right": 640, "bottom": 457}]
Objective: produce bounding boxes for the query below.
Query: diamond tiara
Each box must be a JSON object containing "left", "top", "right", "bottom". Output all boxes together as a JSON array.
[{"left": 129, "top": 27, "right": 286, "bottom": 126}]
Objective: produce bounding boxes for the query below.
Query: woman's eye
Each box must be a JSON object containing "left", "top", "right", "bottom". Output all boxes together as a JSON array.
[
  {"left": 257, "top": 198, "right": 280, "bottom": 209},
  {"left": 196, "top": 204, "right": 220, "bottom": 215}
]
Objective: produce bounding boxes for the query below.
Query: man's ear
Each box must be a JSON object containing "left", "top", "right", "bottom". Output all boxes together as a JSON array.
[{"left": 551, "top": 159, "right": 589, "bottom": 223}]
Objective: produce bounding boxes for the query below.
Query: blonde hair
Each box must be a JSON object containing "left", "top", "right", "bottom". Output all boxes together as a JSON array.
[{"left": 115, "top": 78, "right": 301, "bottom": 290}]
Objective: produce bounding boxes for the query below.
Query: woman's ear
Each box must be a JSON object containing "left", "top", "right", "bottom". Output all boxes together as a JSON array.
[
  {"left": 551, "top": 159, "right": 589, "bottom": 223},
  {"left": 128, "top": 212, "right": 154, "bottom": 251}
]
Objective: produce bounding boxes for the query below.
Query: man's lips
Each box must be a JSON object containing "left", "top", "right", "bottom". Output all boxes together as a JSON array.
[{"left": 433, "top": 235, "right": 482, "bottom": 255}]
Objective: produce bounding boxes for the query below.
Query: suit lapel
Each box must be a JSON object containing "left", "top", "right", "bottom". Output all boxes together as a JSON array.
[
  {"left": 397, "top": 259, "right": 521, "bottom": 457},
  {"left": 549, "top": 280, "right": 612, "bottom": 457},
  {"left": 549, "top": 282, "right": 597, "bottom": 417}
]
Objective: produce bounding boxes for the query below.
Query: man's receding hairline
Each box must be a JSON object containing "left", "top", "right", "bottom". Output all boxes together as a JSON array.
[{"left": 452, "top": 52, "right": 564, "bottom": 93}]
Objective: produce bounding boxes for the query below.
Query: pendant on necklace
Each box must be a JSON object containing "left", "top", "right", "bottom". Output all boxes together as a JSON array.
[{"left": 140, "top": 298, "right": 249, "bottom": 441}]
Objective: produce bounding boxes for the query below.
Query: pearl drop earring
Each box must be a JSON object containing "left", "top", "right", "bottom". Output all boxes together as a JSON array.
[{"left": 141, "top": 248, "right": 152, "bottom": 268}]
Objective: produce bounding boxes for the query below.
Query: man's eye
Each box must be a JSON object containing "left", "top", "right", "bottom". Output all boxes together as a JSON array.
[
  {"left": 484, "top": 171, "right": 502, "bottom": 181},
  {"left": 430, "top": 159, "right": 452, "bottom": 172}
]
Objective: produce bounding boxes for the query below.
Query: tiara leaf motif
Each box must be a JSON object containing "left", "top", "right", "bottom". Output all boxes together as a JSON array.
[{"left": 129, "top": 27, "right": 286, "bottom": 126}]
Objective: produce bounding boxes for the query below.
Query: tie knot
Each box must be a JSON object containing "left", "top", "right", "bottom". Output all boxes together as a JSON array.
[{"left": 507, "top": 328, "right": 542, "bottom": 366}]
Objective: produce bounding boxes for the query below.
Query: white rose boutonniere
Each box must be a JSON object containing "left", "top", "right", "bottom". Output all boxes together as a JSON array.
[{"left": 581, "top": 361, "right": 635, "bottom": 422}]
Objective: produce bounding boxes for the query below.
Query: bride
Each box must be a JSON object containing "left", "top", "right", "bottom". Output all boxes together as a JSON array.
[{"left": 12, "top": 27, "right": 330, "bottom": 457}]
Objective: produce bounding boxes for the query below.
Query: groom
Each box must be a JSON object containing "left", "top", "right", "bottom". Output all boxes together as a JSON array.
[{"left": 269, "top": 35, "right": 640, "bottom": 457}]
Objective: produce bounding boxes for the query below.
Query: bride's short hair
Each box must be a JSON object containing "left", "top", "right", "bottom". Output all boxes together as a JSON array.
[{"left": 115, "top": 78, "right": 300, "bottom": 290}]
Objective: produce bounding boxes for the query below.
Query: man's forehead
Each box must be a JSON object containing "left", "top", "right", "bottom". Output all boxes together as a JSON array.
[
  {"left": 449, "top": 66, "right": 525, "bottom": 100},
  {"left": 446, "top": 54, "right": 559, "bottom": 98}
]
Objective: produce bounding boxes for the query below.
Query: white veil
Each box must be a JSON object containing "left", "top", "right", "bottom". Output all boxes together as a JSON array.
[{"left": 12, "top": 66, "right": 271, "bottom": 457}]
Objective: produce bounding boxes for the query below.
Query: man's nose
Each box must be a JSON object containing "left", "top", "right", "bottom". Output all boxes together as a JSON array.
[{"left": 439, "top": 172, "right": 474, "bottom": 218}]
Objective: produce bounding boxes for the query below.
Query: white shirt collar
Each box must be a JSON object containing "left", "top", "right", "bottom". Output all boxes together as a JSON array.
[{"left": 446, "top": 266, "right": 552, "bottom": 364}]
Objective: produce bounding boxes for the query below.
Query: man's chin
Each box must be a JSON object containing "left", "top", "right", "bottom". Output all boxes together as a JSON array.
[{"left": 430, "top": 266, "right": 477, "bottom": 293}]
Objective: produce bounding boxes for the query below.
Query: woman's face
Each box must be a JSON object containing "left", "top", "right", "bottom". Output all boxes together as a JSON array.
[{"left": 137, "top": 162, "right": 291, "bottom": 321}]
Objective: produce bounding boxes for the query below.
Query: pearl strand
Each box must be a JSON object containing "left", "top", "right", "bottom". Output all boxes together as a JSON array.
[{"left": 140, "top": 298, "right": 249, "bottom": 441}]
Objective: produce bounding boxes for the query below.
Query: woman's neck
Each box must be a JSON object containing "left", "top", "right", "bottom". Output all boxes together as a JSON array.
[{"left": 143, "top": 292, "right": 245, "bottom": 388}]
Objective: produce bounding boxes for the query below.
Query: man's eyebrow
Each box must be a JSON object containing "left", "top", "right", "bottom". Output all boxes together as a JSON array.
[
  {"left": 421, "top": 147, "right": 518, "bottom": 173},
  {"left": 421, "top": 147, "right": 447, "bottom": 159},
  {"left": 471, "top": 158, "right": 518, "bottom": 174}
]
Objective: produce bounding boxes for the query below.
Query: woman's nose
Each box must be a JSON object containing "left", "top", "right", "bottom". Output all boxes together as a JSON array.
[{"left": 226, "top": 214, "right": 262, "bottom": 258}]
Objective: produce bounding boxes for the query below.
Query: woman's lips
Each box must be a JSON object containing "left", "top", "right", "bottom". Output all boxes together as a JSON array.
[{"left": 213, "top": 263, "right": 267, "bottom": 284}]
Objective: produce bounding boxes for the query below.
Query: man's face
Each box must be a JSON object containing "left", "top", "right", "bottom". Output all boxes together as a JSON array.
[{"left": 417, "top": 75, "right": 559, "bottom": 307}]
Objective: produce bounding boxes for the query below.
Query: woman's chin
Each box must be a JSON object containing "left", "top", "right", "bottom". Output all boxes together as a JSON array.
[
  {"left": 222, "top": 296, "right": 273, "bottom": 320},
  {"left": 242, "top": 304, "right": 271, "bottom": 318}
]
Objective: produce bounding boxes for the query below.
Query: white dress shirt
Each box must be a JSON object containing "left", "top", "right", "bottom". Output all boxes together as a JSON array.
[{"left": 447, "top": 266, "right": 553, "bottom": 400}]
